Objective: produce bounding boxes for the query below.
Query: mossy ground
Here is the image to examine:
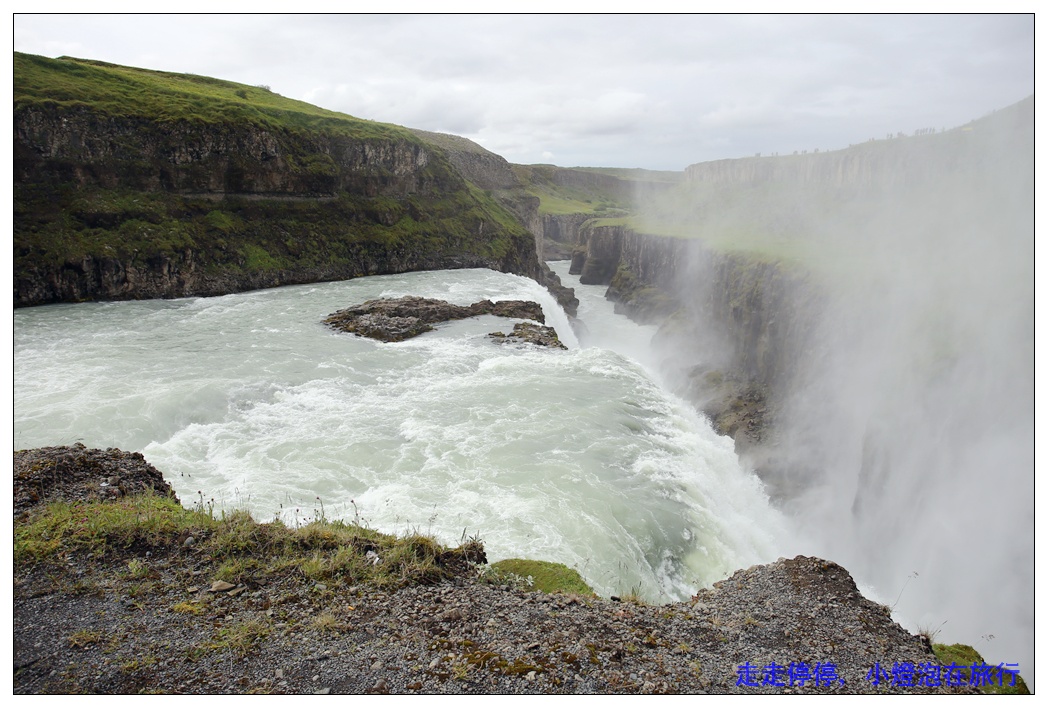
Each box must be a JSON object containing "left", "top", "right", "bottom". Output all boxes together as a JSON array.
[
  {"left": 489, "top": 559, "right": 595, "bottom": 596},
  {"left": 15, "top": 52, "right": 409, "bottom": 140},
  {"left": 511, "top": 164, "right": 630, "bottom": 217},
  {"left": 930, "top": 643, "right": 1030, "bottom": 695}
]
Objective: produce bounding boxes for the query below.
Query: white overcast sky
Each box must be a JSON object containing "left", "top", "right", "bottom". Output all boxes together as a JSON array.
[{"left": 10, "top": 10, "right": 1037, "bottom": 171}]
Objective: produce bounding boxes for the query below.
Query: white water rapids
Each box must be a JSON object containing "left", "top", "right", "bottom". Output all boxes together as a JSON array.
[{"left": 13, "top": 262, "right": 790, "bottom": 601}]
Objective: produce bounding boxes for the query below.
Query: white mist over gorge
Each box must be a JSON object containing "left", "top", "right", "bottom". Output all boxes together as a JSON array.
[
  {"left": 12, "top": 12, "right": 1035, "bottom": 695},
  {"left": 628, "top": 98, "right": 1034, "bottom": 684}
]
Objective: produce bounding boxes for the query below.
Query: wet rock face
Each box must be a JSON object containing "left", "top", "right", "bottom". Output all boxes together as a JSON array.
[
  {"left": 578, "top": 227, "right": 624, "bottom": 285},
  {"left": 13, "top": 443, "right": 178, "bottom": 518},
  {"left": 323, "top": 296, "right": 547, "bottom": 343},
  {"left": 538, "top": 263, "right": 579, "bottom": 318},
  {"left": 488, "top": 322, "right": 568, "bottom": 350}
]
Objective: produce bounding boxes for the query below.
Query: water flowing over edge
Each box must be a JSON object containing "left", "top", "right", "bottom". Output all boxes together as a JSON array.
[{"left": 14, "top": 264, "right": 791, "bottom": 602}]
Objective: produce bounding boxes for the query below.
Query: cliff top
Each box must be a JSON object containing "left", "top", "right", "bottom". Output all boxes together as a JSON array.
[
  {"left": 14, "top": 52, "right": 420, "bottom": 144},
  {"left": 14, "top": 444, "right": 1012, "bottom": 694}
]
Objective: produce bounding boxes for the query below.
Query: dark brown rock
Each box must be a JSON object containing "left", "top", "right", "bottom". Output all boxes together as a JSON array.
[
  {"left": 13, "top": 443, "right": 179, "bottom": 518},
  {"left": 324, "top": 296, "right": 546, "bottom": 342},
  {"left": 488, "top": 323, "right": 567, "bottom": 350}
]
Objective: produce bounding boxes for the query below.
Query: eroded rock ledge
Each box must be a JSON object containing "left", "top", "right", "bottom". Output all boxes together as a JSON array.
[
  {"left": 323, "top": 296, "right": 552, "bottom": 343},
  {"left": 14, "top": 443, "right": 179, "bottom": 519}
]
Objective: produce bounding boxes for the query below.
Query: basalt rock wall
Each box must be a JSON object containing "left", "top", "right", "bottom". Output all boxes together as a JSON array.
[
  {"left": 16, "top": 105, "right": 445, "bottom": 198},
  {"left": 572, "top": 222, "right": 688, "bottom": 291},
  {"left": 572, "top": 221, "right": 821, "bottom": 452},
  {"left": 14, "top": 54, "right": 541, "bottom": 307}
]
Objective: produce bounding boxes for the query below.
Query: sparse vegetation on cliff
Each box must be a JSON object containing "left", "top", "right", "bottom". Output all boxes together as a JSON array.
[{"left": 511, "top": 164, "right": 633, "bottom": 216}]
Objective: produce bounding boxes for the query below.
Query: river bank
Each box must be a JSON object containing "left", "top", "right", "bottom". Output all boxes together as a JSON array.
[{"left": 15, "top": 444, "right": 999, "bottom": 695}]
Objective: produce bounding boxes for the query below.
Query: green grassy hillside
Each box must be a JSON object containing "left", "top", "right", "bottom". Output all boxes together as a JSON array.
[{"left": 15, "top": 53, "right": 406, "bottom": 140}]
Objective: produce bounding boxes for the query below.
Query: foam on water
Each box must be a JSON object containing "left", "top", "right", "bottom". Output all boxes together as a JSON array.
[{"left": 14, "top": 266, "right": 787, "bottom": 601}]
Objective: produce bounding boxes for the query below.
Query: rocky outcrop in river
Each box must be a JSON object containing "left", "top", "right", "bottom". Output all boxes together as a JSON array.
[
  {"left": 323, "top": 296, "right": 549, "bottom": 343},
  {"left": 488, "top": 322, "right": 568, "bottom": 350}
]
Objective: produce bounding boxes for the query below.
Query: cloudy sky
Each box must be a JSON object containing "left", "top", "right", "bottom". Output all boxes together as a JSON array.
[{"left": 12, "top": 12, "right": 1035, "bottom": 171}]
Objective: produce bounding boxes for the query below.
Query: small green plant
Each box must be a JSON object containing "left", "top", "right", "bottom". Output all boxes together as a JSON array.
[
  {"left": 171, "top": 600, "right": 204, "bottom": 616},
  {"left": 125, "top": 558, "right": 150, "bottom": 579},
  {"left": 917, "top": 619, "right": 947, "bottom": 643},
  {"left": 208, "top": 618, "right": 272, "bottom": 656},
  {"left": 124, "top": 581, "right": 154, "bottom": 598},
  {"left": 67, "top": 629, "right": 103, "bottom": 649}
]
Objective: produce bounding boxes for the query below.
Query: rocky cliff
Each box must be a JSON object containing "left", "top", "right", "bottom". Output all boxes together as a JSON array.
[
  {"left": 569, "top": 221, "right": 817, "bottom": 456},
  {"left": 404, "top": 128, "right": 579, "bottom": 315},
  {"left": 541, "top": 213, "right": 593, "bottom": 260},
  {"left": 570, "top": 96, "right": 1032, "bottom": 463},
  {"left": 14, "top": 53, "right": 540, "bottom": 307},
  {"left": 684, "top": 98, "right": 1031, "bottom": 190}
]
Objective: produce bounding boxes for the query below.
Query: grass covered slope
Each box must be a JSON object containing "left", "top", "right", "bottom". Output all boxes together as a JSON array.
[
  {"left": 14, "top": 52, "right": 538, "bottom": 306},
  {"left": 14, "top": 52, "right": 401, "bottom": 136}
]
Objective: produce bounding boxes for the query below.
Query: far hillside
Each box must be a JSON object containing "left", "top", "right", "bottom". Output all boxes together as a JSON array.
[{"left": 615, "top": 96, "right": 1033, "bottom": 277}]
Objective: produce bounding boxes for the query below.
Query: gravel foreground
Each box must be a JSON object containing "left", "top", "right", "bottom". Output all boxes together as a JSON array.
[{"left": 14, "top": 445, "right": 976, "bottom": 695}]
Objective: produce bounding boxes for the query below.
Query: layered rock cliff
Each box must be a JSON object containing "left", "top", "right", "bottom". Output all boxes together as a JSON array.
[
  {"left": 14, "top": 53, "right": 539, "bottom": 307},
  {"left": 568, "top": 96, "right": 1032, "bottom": 464},
  {"left": 406, "top": 127, "right": 579, "bottom": 315}
]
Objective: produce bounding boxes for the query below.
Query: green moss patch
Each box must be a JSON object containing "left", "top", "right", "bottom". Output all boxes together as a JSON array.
[
  {"left": 931, "top": 643, "right": 1030, "bottom": 694},
  {"left": 490, "top": 559, "right": 595, "bottom": 596}
]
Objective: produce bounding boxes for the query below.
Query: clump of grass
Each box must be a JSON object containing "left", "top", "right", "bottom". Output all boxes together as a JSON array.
[
  {"left": 120, "top": 655, "right": 157, "bottom": 674},
  {"left": 916, "top": 619, "right": 946, "bottom": 644},
  {"left": 312, "top": 610, "right": 348, "bottom": 634},
  {"left": 67, "top": 629, "right": 103, "bottom": 649},
  {"left": 213, "top": 556, "right": 260, "bottom": 584},
  {"left": 618, "top": 589, "right": 646, "bottom": 605},
  {"left": 15, "top": 492, "right": 487, "bottom": 592},
  {"left": 208, "top": 618, "right": 272, "bottom": 656}
]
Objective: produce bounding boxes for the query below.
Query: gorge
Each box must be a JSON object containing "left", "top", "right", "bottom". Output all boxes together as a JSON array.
[{"left": 13, "top": 53, "right": 1033, "bottom": 691}]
